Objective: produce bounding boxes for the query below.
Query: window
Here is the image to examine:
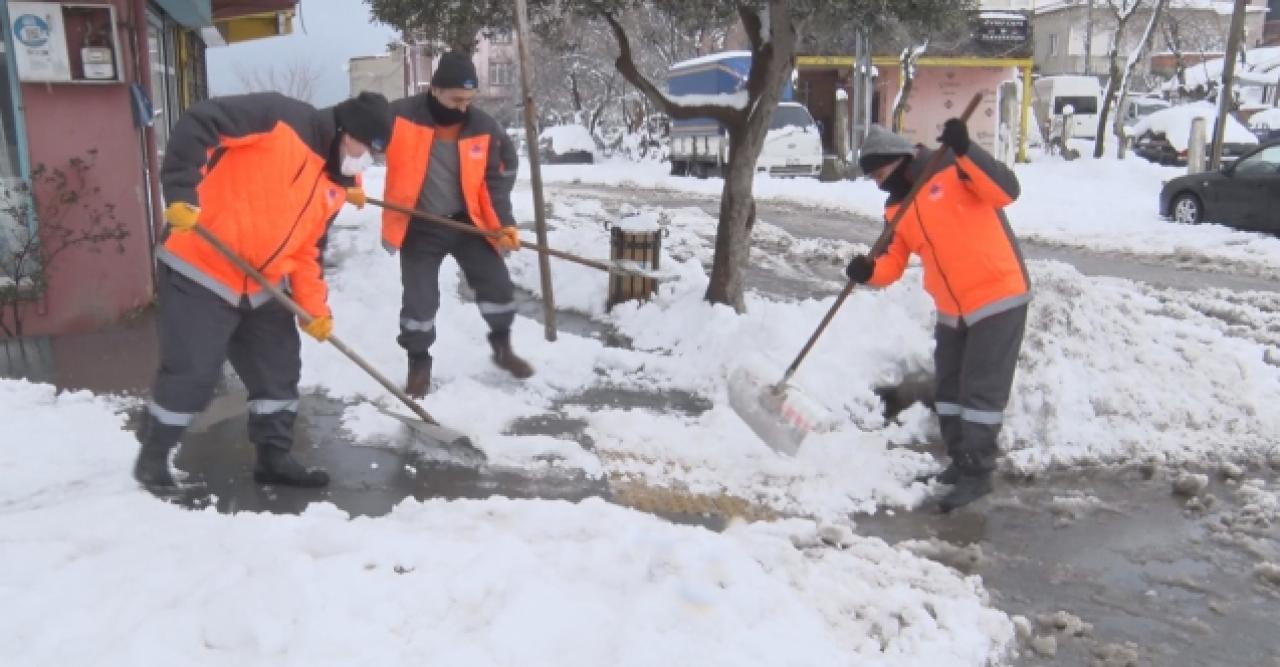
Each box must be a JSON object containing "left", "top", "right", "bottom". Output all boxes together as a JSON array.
[
  {"left": 1053, "top": 96, "right": 1098, "bottom": 114},
  {"left": 0, "top": 9, "right": 25, "bottom": 181},
  {"left": 146, "top": 9, "right": 181, "bottom": 158},
  {"left": 1049, "top": 34, "right": 1059, "bottom": 57},
  {"left": 489, "top": 62, "right": 515, "bottom": 87},
  {"left": 1233, "top": 145, "right": 1280, "bottom": 176},
  {"left": 490, "top": 30, "right": 513, "bottom": 45}
]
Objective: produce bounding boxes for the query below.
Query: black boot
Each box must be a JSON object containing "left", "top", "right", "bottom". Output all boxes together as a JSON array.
[
  {"left": 488, "top": 330, "right": 534, "bottom": 379},
  {"left": 133, "top": 415, "right": 206, "bottom": 499},
  {"left": 406, "top": 354, "right": 432, "bottom": 399},
  {"left": 253, "top": 445, "right": 330, "bottom": 488},
  {"left": 938, "top": 450, "right": 996, "bottom": 512},
  {"left": 915, "top": 463, "right": 962, "bottom": 485}
]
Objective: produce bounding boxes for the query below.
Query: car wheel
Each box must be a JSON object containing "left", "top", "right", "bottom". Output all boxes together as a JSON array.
[{"left": 1170, "top": 192, "right": 1204, "bottom": 225}]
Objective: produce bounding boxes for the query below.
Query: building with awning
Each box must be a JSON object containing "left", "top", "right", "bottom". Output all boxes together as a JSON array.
[{"left": 0, "top": 1, "right": 297, "bottom": 337}]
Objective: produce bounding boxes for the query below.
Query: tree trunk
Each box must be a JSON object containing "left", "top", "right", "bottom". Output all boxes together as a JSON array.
[{"left": 704, "top": 125, "right": 758, "bottom": 311}]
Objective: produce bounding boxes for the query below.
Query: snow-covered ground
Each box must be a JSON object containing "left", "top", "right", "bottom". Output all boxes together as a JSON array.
[
  {"left": 5, "top": 157, "right": 1280, "bottom": 664},
  {"left": 534, "top": 152, "right": 1280, "bottom": 280}
]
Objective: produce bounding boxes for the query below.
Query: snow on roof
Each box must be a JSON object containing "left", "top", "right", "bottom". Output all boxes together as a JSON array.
[
  {"left": 1249, "top": 107, "right": 1280, "bottom": 130},
  {"left": 670, "top": 50, "right": 753, "bottom": 71},
  {"left": 539, "top": 124, "right": 596, "bottom": 154},
  {"left": 979, "top": 11, "right": 1027, "bottom": 21},
  {"left": 1128, "top": 102, "right": 1258, "bottom": 150},
  {"left": 1164, "top": 46, "right": 1280, "bottom": 90}
]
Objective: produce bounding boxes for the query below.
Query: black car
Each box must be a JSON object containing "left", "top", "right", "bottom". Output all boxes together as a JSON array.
[
  {"left": 1159, "top": 141, "right": 1280, "bottom": 233},
  {"left": 1133, "top": 130, "right": 1255, "bottom": 166}
]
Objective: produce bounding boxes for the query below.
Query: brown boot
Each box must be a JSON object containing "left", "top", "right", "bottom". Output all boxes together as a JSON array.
[
  {"left": 488, "top": 330, "right": 534, "bottom": 379},
  {"left": 406, "top": 354, "right": 432, "bottom": 398}
]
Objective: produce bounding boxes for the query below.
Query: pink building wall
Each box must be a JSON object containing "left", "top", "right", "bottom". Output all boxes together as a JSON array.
[
  {"left": 13, "top": 0, "right": 158, "bottom": 336},
  {"left": 876, "top": 66, "right": 1009, "bottom": 154}
]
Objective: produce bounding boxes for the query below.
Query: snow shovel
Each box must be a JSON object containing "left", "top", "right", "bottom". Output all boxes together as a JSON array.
[
  {"left": 729, "top": 92, "right": 984, "bottom": 456},
  {"left": 190, "top": 224, "right": 483, "bottom": 461},
  {"left": 366, "top": 196, "right": 672, "bottom": 281}
]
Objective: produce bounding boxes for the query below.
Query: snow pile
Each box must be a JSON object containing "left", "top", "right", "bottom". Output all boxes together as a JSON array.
[
  {"left": 0, "top": 378, "right": 1013, "bottom": 665},
  {"left": 540, "top": 124, "right": 596, "bottom": 155},
  {"left": 1004, "top": 263, "right": 1280, "bottom": 470},
  {"left": 1128, "top": 102, "right": 1258, "bottom": 150}
]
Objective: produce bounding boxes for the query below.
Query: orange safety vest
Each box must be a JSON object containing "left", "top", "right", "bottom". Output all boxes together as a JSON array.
[
  {"left": 869, "top": 148, "right": 1031, "bottom": 326},
  {"left": 381, "top": 99, "right": 510, "bottom": 252},
  {"left": 158, "top": 93, "right": 349, "bottom": 319}
]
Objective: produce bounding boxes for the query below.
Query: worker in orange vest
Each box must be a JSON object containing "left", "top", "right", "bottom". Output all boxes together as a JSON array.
[
  {"left": 848, "top": 120, "right": 1031, "bottom": 513},
  {"left": 380, "top": 52, "right": 532, "bottom": 398},
  {"left": 133, "top": 91, "right": 392, "bottom": 496}
]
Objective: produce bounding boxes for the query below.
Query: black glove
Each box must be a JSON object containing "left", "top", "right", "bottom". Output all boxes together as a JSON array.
[
  {"left": 845, "top": 254, "right": 875, "bottom": 284},
  {"left": 937, "top": 118, "right": 970, "bottom": 157}
]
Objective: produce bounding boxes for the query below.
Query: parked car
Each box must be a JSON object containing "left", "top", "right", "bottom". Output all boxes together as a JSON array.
[
  {"left": 1159, "top": 141, "right": 1280, "bottom": 233},
  {"left": 538, "top": 124, "right": 596, "bottom": 164},
  {"left": 1130, "top": 102, "right": 1258, "bottom": 166}
]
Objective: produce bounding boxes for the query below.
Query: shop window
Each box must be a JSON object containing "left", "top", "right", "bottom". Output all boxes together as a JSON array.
[{"left": 0, "top": 2, "right": 32, "bottom": 283}]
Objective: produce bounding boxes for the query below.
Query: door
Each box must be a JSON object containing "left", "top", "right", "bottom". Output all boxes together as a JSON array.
[{"left": 1220, "top": 145, "right": 1280, "bottom": 232}]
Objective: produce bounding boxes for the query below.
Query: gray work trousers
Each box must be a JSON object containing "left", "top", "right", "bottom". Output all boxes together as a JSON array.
[
  {"left": 144, "top": 265, "right": 302, "bottom": 452},
  {"left": 397, "top": 218, "right": 516, "bottom": 358},
  {"left": 933, "top": 303, "right": 1028, "bottom": 473}
]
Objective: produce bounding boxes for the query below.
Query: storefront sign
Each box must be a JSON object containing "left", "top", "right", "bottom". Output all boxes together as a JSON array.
[{"left": 9, "top": 2, "right": 72, "bottom": 82}]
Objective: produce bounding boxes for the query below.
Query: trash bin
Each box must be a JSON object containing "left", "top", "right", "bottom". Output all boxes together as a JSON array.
[{"left": 606, "top": 215, "right": 663, "bottom": 311}]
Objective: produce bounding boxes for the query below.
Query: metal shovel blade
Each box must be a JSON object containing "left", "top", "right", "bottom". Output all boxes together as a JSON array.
[
  {"left": 727, "top": 367, "right": 814, "bottom": 456},
  {"left": 374, "top": 405, "right": 488, "bottom": 467}
]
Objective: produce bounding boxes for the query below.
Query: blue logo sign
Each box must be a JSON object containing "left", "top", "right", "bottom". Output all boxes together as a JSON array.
[{"left": 13, "top": 14, "right": 51, "bottom": 48}]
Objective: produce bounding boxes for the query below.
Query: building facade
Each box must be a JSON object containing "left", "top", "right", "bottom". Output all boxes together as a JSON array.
[
  {"left": 1032, "top": 0, "right": 1270, "bottom": 78},
  {"left": 0, "top": 0, "right": 296, "bottom": 337}
]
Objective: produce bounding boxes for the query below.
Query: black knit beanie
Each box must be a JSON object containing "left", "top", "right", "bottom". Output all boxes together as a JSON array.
[
  {"left": 334, "top": 91, "right": 392, "bottom": 152},
  {"left": 431, "top": 52, "right": 479, "bottom": 90}
]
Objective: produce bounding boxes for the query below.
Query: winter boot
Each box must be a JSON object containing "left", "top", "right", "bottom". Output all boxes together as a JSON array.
[
  {"left": 938, "top": 472, "right": 993, "bottom": 513},
  {"left": 133, "top": 415, "right": 181, "bottom": 491},
  {"left": 915, "top": 463, "right": 962, "bottom": 486},
  {"left": 253, "top": 445, "right": 330, "bottom": 488},
  {"left": 488, "top": 330, "right": 534, "bottom": 379},
  {"left": 406, "top": 354, "right": 432, "bottom": 399}
]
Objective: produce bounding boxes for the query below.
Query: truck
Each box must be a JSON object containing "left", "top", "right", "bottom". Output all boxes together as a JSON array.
[
  {"left": 666, "top": 51, "right": 823, "bottom": 178},
  {"left": 1032, "top": 75, "right": 1103, "bottom": 140}
]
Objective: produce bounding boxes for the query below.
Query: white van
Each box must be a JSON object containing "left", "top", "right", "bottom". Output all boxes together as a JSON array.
[{"left": 1033, "top": 75, "right": 1103, "bottom": 139}]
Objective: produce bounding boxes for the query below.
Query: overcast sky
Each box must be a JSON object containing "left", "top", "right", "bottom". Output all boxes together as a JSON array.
[{"left": 206, "top": 0, "right": 399, "bottom": 107}]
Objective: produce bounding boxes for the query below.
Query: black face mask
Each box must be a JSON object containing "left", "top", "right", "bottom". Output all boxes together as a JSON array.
[
  {"left": 878, "top": 158, "right": 913, "bottom": 200},
  {"left": 427, "top": 92, "right": 469, "bottom": 126}
]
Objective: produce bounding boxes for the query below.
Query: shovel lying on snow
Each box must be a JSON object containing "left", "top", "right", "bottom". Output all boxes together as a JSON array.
[
  {"left": 190, "top": 224, "right": 482, "bottom": 460},
  {"left": 366, "top": 197, "right": 672, "bottom": 281},
  {"left": 729, "top": 92, "right": 984, "bottom": 456}
]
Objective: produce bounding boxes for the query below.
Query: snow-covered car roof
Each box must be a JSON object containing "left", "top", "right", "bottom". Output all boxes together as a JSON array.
[
  {"left": 1248, "top": 107, "right": 1280, "bottom": 130},
  {"left": 1128, "top": 102, "right": 1258, "bottom": 150},
  {"left": 539, "top": 124, "right": 596, "bottom": 155}
]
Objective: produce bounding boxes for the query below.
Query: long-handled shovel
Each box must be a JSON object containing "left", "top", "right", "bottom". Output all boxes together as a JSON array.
[
  {"left": 729, "top": 92, "right": 984, "bottom": 456},
  {"left": 366, "top": 196, "right": 671, "bottom": 281},
  {"left": 190, "top": 224, "right": 483, "bottom": 461}
]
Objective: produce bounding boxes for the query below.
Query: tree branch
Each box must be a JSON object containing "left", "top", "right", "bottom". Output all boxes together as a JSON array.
[{"left": 602, "top": 12, "right": 740, "bottom": 125}]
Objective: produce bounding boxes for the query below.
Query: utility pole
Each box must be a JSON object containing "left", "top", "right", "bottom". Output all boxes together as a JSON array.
[
  {"left": 1084, "top": 0, "right": 1094, "bottom": 75},
  {"left": 513, "top": 0, "right": 558, "bottom": 341},
  {"left": 1209, "top": 0, "right": 1248, "bottom": 171}
]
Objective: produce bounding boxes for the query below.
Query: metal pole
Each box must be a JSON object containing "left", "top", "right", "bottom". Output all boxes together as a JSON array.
[
  {"left": 1209, "top": 0, "right": 1248, "bottom": 171},
  {"left": 513, "top": 0, "right": 558, "bottom": 342}
]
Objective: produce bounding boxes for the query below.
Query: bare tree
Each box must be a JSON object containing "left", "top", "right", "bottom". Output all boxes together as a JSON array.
[
  {"left": 1094, "top": 0, "right": 1150, "bottom": 157},
  {"left": 0, "top": 150, "right": 130, "bottom": 339},
  {"left": 1114, "top": 0, "right": 1169, "bottom": 158},
  {"left": 892, "top": 42, "right": 929, "bottom": 133},
  {"left": 235, "top": 59, "right": 324, "bottom": 103}
]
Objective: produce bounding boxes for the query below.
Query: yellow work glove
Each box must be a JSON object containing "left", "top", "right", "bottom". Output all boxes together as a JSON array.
[
  {"left": 164, "top": 202, "right": 200, "bottom": 233},
  {"left": 496, "top": 226, "right": 520, "bottom": 252},
  {"left": 300, "top": 316, "right": 334, "bottom": 342},
  {"left": 345, "top": 186, "right": 367, "bottom": 209}
]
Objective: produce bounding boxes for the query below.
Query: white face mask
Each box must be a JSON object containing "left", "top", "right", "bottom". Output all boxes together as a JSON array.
[{"left": 341, "top": 150, "right": 375, "bottom": 176}]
